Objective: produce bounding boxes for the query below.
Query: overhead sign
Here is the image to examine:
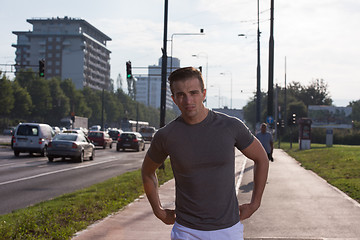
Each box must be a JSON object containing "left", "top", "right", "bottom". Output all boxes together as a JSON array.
[
  {"left": 308, "top": 105, "right": 352, "bottom": 129},
  {"left": 266, "top": 116, "right": 274, "bottom": 124}
]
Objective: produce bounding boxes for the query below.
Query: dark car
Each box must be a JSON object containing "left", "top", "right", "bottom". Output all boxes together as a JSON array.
[
  {"left": 47, "top": 133, "right": 95, "bottom": 163},
  {"left": 116, "top": 132, "right": 145, "bottom": 152},
  {"left": 88, "top": 131, "right": 113, "bottom": 149},
  {"left": 108, "top": 129, "right": 123, "bottom": 141}
]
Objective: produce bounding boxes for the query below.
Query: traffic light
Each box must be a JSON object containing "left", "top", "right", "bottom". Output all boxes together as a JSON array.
[
  {"left": 39, "top": 59, "right": 45, "bottom": 77},
  {"left": 292, "top": 113, "right": 297, "bottom": 125},
  {"left": 126, "top": 61, "right": 132, "bottom": 79}
]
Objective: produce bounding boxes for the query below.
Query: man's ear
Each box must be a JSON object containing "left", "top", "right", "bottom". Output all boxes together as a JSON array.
[
  {"left": 171, "top": 95, "right": 177, "bottom": 105},
  {"left": 202, "top": 89, "right": 207, "bottom": 101}
]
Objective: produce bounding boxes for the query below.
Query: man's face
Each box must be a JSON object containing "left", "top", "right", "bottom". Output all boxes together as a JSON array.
[
  {"left": 171, "top": 77, "right": 206, "bottom": 122},
  {"left": 261, "top": 125, "right": 267, "bottom": 133}
]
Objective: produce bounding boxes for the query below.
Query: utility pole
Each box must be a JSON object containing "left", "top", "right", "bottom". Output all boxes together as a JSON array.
[
  {"left": 256, "top": 0, "right": 261, "bottom": 130},
  {"left": 101, "top": 88, "right": 104, "bottom": 131},
  {"left": 160, "top": 0, "right": 168, "bottom": 128},
  {"left": 284, "top": 56, "right": 287, "bottom": 131},
  {"left": 267, "top": 0, "right": 275, "bottom": 125}
]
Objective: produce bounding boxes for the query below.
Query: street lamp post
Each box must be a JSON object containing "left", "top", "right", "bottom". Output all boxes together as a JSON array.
[
  {"left": 256, "top": 0, "right": 261, "bottom": 129},
  {"left": 192, "top": 52, "right": 208, "bottom": 106},
  {"left": 220, "top": 72, "right": 232, "bottom": 109},
  {"left": 210, "top": 85, "right": 221, "bottom": 108},
  {"left": 170, "top": 29, "right": 205, "bottom": 72}
]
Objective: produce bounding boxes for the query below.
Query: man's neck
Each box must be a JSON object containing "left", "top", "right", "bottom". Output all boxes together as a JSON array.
[{"left": 182, "top": 108, "right": 209, "bottom": 125}]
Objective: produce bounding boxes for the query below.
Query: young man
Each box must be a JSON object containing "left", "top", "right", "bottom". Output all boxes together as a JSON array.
[
  {"left": 142, "top": 67, "right": 269, "bottom": 239},
  {"left": 256, "top": 123, "right": 274, "bottom": 162}
]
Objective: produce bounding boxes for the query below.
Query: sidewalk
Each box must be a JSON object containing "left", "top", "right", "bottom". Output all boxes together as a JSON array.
[{"left": 72, "top": 149, "right": 360, "bottom": 240}]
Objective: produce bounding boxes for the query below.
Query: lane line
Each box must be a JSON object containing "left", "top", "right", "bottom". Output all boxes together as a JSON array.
[
  {"left": 236, "top": 157, "right": 247, "bottom": 196},
  {"left": 0, "top": 157, "right": 134, "bottom": 186}
]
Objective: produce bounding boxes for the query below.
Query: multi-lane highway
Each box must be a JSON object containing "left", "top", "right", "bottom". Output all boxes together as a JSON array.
[{"left": 0, "top": 142, "right": 147, "bottom": 215}]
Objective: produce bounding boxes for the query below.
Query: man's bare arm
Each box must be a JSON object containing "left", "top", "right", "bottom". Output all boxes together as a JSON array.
[
  {"left": 141, "top": 154, "right": 175, "bottom": 224},
  {"left": 239, "top": 138, "right": 269, "bottom": 220}
]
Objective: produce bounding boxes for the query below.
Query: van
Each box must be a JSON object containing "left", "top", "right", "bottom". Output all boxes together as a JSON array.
[
  {"left": 139, "top": 127, "right": 156, "bottom": 141},
  {"left": 13, "top": 123, "right": 55, "bottom": 157}
]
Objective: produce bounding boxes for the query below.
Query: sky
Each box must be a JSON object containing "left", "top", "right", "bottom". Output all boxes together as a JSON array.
[{"left": 1, "top": 0, "right": 359, "bottom": 110}]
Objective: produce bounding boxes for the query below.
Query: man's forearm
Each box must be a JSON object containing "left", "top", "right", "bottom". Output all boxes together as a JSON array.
[
  {"left": 251, "top": 156, "right": 269, "bottom": 206},
  {"left": 241, "top": 139, "right": 269, "bottom": 207},
  {"left": 142, "top": 171, "right": 163, "bottom": 215},
  {"left": 142, "top": 155, "right": 176, "bottom": 224}
]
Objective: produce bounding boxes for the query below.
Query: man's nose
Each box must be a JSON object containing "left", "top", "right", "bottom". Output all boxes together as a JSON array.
[{"left": 184, "top": 94, "right": 193, "bottom": 104}]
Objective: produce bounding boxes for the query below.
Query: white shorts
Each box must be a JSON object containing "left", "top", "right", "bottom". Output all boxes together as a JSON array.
[{"left": 171, "top": 221, "right": 244, "bottom": 240}]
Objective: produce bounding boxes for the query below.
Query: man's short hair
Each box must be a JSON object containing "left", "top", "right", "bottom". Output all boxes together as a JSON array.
[
  {"left": 261, "top": 123, "right": 267, "bottom": 128},
  {"left": 168, "top": 67, "right": 205, "bottom": 95}
]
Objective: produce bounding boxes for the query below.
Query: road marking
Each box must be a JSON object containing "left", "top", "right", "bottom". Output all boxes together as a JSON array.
[
  {"left": 236, "top": 157, "right": 247, "bottom": 196},
  {"left": 0, "top": 157, "right": 132, "bottom": 186}
]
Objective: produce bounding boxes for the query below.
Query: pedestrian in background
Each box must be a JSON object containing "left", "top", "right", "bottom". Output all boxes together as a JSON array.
[
  {"left": 142, "top": 67, "right": 269, "bottom": 240},
  {"left": 256, "top": 123, "right": 274, "bottom": 162}
]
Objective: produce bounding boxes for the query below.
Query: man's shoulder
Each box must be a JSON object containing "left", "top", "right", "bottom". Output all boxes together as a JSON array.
[
  {"left": 211, "top": 110, "right": 242, "bottom": 123},
  {"left": 156, "top": 116, "right": 182, "bottom": 134}
]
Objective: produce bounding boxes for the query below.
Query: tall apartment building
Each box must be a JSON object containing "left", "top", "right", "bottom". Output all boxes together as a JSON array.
[
  {"left": 12, "top": 17, "right": 112, "bottom": 91},
  {"left": 134, "top": 57, "right": 180, "bottom": 110}
]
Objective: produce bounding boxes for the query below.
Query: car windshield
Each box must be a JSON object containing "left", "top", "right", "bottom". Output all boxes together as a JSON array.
[
  {"left": 121, "top": 133, "right": 136, "bottom": 139},
  {"left": 54, "top": 134, "right": 77, "bottom": 141},
  {"left": 16, "top": 125, "right": 39, "bottom": 136},
  {"left": 89, "top": 132, "right": 103, "bottom": 137}
]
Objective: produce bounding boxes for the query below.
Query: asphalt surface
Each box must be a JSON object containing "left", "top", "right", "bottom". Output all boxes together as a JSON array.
[
  {"left": 0, "top": 137, "right": 147, "bottom": 214},
  {"left": 72, "top": 149, "right": 360, "bottom": 240}
]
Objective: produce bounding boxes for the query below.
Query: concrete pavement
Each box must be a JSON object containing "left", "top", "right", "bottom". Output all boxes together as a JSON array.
[{"left": 72, "top": 149, "right": 360, "bottom": 240}]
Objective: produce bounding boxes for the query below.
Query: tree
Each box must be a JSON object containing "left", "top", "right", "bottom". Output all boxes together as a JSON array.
[
  {"left": 11, "top": 80, "right": 32, "bottom": 119},
  {"left": 48, "top": 78, "right": 70, "bottom": 125},
  {"left": 243, "top": 79, "right": 332, "bottom": 131},
  {"left": 349, "top": 100, "right": 360, "bottom": 122},
  {"left": 82, "top": 87, "right": 101, "bottom": 125},
  {"left": 15, "top": 69, "right": 37, "bottom": 90},
  {"left": 60, "top": 79, "right": 77, "bottom": 114},
  {"left": 28, "top": 78, "right": 52, "bottom": 122},
  {"left": 0, "top": 74, "right": 14, "bottom": 120},
  {"left": 288, "top": 79, "right": 332, "bottom": 107}
]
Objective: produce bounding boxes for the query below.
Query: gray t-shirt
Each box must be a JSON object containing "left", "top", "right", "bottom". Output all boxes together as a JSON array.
[
  {"left": 147, "top": 110, "right": 254, "bottom": 231},
  {"left": 256, "top": 132, "right": 273, "bottom": 153}
]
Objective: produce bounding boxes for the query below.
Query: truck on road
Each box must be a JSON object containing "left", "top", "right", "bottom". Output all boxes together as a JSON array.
[{"left": 60, "top": 116, "right": 88, "bottom": 130}]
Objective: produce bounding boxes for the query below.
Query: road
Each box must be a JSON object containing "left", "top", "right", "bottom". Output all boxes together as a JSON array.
[{"left": 0, "top": 142, "right": 147, "bottom": 215}]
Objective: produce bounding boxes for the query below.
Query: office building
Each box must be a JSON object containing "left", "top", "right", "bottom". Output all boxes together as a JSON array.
[
  {"left": 12, "top": 16, "right": 112, "bottom": 91},
  {"left": 134, "top": 57, "right": 180, "bottom": 110}
]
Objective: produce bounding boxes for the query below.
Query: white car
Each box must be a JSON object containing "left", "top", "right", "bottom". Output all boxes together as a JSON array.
[{"left": 13, "top": 123, "right": 55, "bottom": 157}]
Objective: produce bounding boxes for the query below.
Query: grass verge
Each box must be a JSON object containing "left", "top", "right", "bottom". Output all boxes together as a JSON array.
[
  {"left": 280, "top": 142, "right": 360, "bottom": 203},
  {"left": 0, "top": 159, "right": 173, "bottom": 240}
]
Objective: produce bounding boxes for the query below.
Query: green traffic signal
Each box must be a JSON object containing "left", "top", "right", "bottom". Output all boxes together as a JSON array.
[
  {"left": 126, "top": 61, "right": 132, "bottom": 79},
  {"left": 39, "top": 59, "right": 45, "bottom": 77}
]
